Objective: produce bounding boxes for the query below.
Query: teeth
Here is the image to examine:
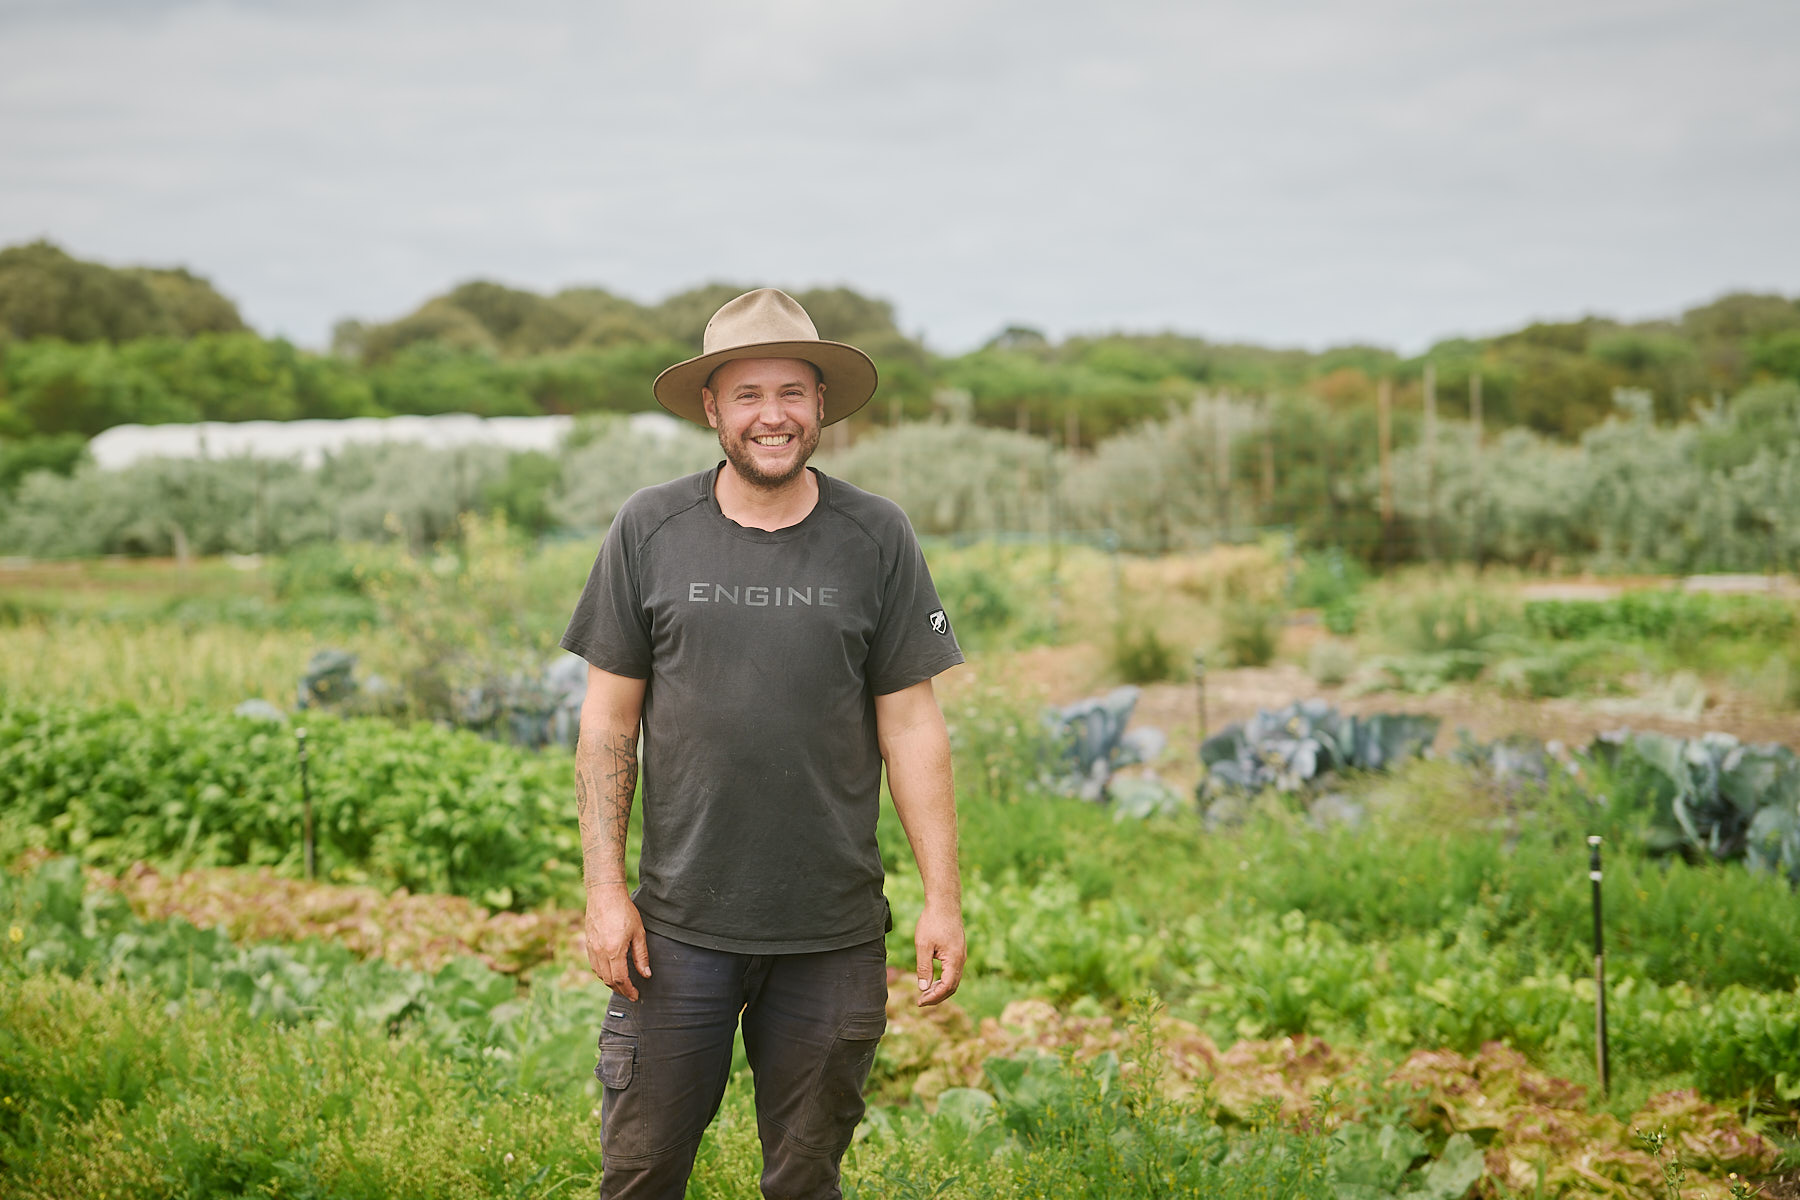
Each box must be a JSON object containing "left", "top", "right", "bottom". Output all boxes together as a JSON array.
[{"left": 752, "top": 435, "right": 792, "bottom": 446}]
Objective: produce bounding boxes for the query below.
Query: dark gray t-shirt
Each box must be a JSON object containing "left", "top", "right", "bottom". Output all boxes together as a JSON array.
[{"left": 559, "top": 465, "right": 964, "bottom": 954}]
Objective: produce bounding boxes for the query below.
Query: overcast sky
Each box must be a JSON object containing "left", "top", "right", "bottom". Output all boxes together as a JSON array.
[{"left": 2, "top": 0, "right": 1796, "bottom": 354}]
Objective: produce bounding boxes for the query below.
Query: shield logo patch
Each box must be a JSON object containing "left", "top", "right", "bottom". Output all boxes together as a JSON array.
[{"left": 929, "top": 609, "right": 949, "bottom": 636}]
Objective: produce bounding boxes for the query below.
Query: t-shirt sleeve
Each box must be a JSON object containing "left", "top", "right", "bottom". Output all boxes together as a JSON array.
[
  {"left": 559, "top": 510, "right": 653, "bottom": 679},
  {"left": 865, "top": 515, "right": 966, "bottom": 695}
]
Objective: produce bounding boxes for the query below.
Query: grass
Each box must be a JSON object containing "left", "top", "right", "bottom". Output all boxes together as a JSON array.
[
  {"left": 0, "top": 971, "right": 1363, "bottom": 1200},
  {"left": 0, "top": 619, "right": 406, "bottom": 709},
  {"left": 0, "top": 973, "right": 607, "bottom": 1200}
]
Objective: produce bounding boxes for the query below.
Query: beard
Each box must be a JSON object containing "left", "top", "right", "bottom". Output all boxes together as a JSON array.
[{"left": 717, "top": 420, "right": 821, "bottom": 490}]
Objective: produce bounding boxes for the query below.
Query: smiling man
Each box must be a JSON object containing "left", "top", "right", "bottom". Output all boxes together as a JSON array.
[{"left": 559, "top": 288, "right": 966, "bottom": 1200}]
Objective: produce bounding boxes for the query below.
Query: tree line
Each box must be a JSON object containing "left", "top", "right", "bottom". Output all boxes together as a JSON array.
[{"left": 4, "top": 238, "right": 1800, "bottom": 501}]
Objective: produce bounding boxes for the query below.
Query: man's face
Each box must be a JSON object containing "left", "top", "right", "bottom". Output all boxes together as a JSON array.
[{"left": 701, "top": 357, "right": 825, "bottom": 490}]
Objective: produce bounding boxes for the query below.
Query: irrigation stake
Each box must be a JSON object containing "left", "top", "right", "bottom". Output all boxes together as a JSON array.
[
  {"left": 1588, "top": 834, "right": 1610, "bottom": 1096},
  {"left": 298, "top": 727, "right": 316, "bottom": 881}
]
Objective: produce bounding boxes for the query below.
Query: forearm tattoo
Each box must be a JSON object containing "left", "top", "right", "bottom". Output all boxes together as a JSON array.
[{"left": 575, "top": 730, "right": 638, "bottom": 889}]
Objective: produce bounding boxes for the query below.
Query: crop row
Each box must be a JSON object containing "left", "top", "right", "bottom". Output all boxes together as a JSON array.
[
  {"left": 0, "top": 700, "right": 585, "bottom": 909},
  {"left": 2, "top": 858, "right": 1784, "bottom": 1199},
  {"left": 55, "top": 838, "right": 1800, "bottom": 1114}
]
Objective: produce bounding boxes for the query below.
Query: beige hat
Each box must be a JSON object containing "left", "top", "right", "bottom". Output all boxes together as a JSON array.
[{"left": 652, "top": 288, "right": 878, "bottom": 427}]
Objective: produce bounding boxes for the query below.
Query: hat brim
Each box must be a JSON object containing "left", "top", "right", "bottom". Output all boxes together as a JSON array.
[{"left": 652, "top": 340, "right": 878, "bottom": 427}]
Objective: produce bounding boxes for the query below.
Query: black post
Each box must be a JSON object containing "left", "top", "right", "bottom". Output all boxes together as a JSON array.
[
  {"left": 298, "top": 727, "right": 315, "bottom": 881},
  {"left": 1588, "top": 834, "right": 1609, "bottom": 1095}
]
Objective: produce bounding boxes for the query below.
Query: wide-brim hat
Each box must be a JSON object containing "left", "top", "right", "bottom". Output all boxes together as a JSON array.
[{"left": 652, "top": 288, "right": 878, "bottom": 427}]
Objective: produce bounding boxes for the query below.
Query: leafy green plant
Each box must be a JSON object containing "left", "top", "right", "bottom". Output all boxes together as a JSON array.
[
  {"left": 1218, "top": 599, "right": 1279, "bottom": 667},
  {"left": 1588, "top": 729, "right": 1800, "bottom": 882},
  {"left": 1110, "top": 619, "right": 1182, "bottom": 683},
  {"left": 1200, "top": 701, "right": 1440, "bottom": 800},
  {"left": 1291, "top": 550, "right": 1368, "bottom": 636},
  {"left": 1306, "top": 637, "right": 1358, "bottom": 686},
  {"left": 1526, "top": 590, "right": 1794, "bottom": 645},
  {"left": 928, "top": 556, "right": 1019, "bottom": 650},
  {"left": 1489, "top": 640, "right": 1614, "bottom": 698},
  {"left": 1359, "top": 649, "right": 1489, "bottom": 693},
  {"left": 1369, "top": 582, "right": 1519, "bottom": 655},
  {"left": 0, "top": 701, "right": 587, "bottom": 909}
]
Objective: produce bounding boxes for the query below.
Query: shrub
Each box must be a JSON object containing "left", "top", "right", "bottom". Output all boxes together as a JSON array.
[
  {"left": 1307, "top": 637, "right": 1357, "bottom": 686},
  {"left": 1219, "top": 600, "right": 1279, "bottom": 667},
  {"left": 1290, "top": 549, "right": 1369, "bottom": 611},
  {"left": 1367, "top": 582, "right": 1518, "bottom": 655},
  {"left": 929, "top": 558, "right": 1018, "bottom": 647},
  {"left": 1109, "top": 620, "right": 1182, "bottom": 684}
]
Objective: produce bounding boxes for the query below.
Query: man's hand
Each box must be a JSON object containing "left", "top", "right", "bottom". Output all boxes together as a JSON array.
[
  {"left": 914, "top": 898, "right": 965, "bottom": 1007},
  {"left": 585, "top": 884, "right": 651, "bottom": 1001}
]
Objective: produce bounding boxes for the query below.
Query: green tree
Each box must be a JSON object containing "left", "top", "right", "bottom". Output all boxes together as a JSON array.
[
  {"left": 0, "top": 240, "right": 242, "bottom": 342},
  {"left": 648, "top": 282, "right": 755, "bottom": 345},
  {"left": 0, "top": 242, "right": 166, "bottom": 343},
  {"left": 440, "top": 280, "right": 584, "bottom": 355},
  {"left": 0, "top": 433, "right": 88, "bottom": 496},
  {"left": 1748, "top": 330, "right": 1800, "bottom": 383},
  {"left": 124, "top": 266, "right": 246, "bottom": 335},
  {"left": 367, "top": 343, "right": 533, "bottom": 416},
  {"left": 357, "top": 300, "right": 498, "bottom": 364},
  {"left": 2, "top": 340, "right": 195, "bottom": 435}
]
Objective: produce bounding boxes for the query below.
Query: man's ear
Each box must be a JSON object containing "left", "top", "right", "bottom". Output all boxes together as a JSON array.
[
  {"left": 815, "top": 382, "right": 826, "bottom": 424},
  {"left": 700, "top": 389, "right": 719, "bottom": 429}
]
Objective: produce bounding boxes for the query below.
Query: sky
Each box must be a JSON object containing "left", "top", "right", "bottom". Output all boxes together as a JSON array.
[{"left": 1, "top": 0, "right": 1797, "bottom": 355}]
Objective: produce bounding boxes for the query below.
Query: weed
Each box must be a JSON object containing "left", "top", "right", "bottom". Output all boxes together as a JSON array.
[
  {"left": 1111, "top": 619, "right": 1183, "bottom": 683},
  {"left": 1291, "top": 550, "right": 1369, "bottom": 615},
  {"left": 1367, "top": 581, "right": 1519, "bottom": 655},
  {"left": 1307, "top": 638, "right": 1358, "bottom": 686},
  {"left": 930, "top": 556, "right": 1019, "bottom": 650},
  {"left": 1219, "top": 600, "right": 1279, "bottom": 667}
]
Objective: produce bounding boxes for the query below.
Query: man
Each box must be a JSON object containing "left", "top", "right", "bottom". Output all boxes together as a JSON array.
[{"left": 559, "top": 287, "right": 966, "bottom": 1199}]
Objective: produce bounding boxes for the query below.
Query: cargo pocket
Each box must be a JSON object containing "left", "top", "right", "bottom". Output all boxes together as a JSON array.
[
  {"left": 595, "top": 998, "right": 649, "bottom": 1160},
  {"left": 598, "top": 1039, "right": 636, "bottom": 1089},
  {"left": 797, "top": 1009, "right": 887, "bottom": 1153},
  {"left": 595, "top": 997, "right": 639, "bottom": 1089}
]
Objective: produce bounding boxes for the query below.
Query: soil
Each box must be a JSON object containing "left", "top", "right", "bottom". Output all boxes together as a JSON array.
[{"left": 1760, "top": 1169, "right": 1800, "bottom": 1200}]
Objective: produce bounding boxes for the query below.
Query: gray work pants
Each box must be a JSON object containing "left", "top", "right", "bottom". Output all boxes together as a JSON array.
[{"left": 595, "top": 929, "right": 889, "bottom": 1200}]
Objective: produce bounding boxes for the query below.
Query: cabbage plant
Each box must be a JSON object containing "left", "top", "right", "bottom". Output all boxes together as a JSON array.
[
  {"left": 1590, "top": 729, "right": 1800, "bottom": 883},
  {"left": 1199, "top": 700, "right": 1440, "bottom": 799}
]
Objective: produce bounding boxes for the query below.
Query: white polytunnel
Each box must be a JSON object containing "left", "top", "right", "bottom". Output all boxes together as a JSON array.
[{"left": 87, "top": 412, "right": 687, "bottom": 470}]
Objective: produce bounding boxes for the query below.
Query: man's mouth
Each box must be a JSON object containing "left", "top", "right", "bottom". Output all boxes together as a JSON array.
[{"left": 751, "top": 434, "right": 795, "bottom": 447}]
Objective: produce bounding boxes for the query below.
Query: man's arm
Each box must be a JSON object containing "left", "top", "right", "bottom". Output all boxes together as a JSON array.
[
  {"left": 874, "top": 677, "right": 965, "bottom": 1007},
  {"left": 576, "top": 664, "right": 651, "bottom": 1000}
]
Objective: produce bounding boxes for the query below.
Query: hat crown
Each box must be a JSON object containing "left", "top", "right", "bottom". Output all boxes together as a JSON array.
[
  {"left": 652, "top": 287, "right": 877, "bottom": 426},
  {"left": 701, "top": 288, "right": 820, "bottom": 355}
]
